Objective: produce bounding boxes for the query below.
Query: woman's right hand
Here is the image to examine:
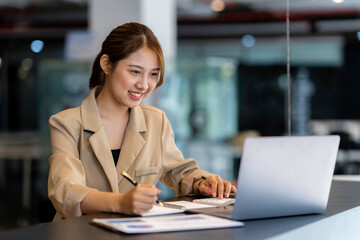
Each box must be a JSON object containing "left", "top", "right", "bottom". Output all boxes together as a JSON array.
[{"left": 119, "top": 184, "right": 161, "bottom": 215}]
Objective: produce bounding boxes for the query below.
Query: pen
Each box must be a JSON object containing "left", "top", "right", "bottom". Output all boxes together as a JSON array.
[{"left": 121, "top": 170, "right": 164, "bottom": 207}]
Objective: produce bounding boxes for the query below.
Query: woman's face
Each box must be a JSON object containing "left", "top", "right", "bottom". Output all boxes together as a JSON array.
[{"left": 102, "top": 47, "right": 160, "bottom": 108}]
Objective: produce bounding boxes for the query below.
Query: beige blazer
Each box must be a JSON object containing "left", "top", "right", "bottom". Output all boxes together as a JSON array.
[{"left": 48, "top": 87, "right": 212, "bottom": 220}]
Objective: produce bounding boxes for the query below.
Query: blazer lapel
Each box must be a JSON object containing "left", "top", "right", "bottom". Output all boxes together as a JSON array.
[
  {"left": 116, "top": 106, "right": 146, "bottom": 185},
  {"left": 81, "top": 87, "right": 119, "bottom": 193},
  {"left": 89, "top": 128, "right": 119, "bottom": 193}
]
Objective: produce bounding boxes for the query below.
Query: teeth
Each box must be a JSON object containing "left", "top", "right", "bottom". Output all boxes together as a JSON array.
[{"left": 129, "top": 91, "right": 142, "bottom": 97}]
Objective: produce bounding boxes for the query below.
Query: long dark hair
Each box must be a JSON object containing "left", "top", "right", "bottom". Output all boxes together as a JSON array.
[{"left": 89, "top": 22, "right": 165, "bottom": 89}]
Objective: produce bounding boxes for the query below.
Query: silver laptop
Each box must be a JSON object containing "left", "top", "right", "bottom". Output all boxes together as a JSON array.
[{"left": 190, "top": 135, "right": 340, "bottom": 220}]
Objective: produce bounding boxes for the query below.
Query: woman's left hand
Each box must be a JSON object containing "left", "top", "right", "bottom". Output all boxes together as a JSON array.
[{"left": 196, "top": 175, "right": 237, "bottom": 199}]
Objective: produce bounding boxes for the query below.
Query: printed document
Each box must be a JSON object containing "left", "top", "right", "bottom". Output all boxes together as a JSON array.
[{"left": 92, "top": 214, "right": 244, "bottom": 234}]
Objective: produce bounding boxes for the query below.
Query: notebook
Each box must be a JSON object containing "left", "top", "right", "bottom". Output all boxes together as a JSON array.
[{"left": 189, "top": 135, "right": 340, "bottom": 220}]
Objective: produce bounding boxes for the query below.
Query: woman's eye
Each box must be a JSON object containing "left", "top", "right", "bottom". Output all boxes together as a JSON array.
[
  {"left": 131, "top": 70, "right": 140, "bottom": 75},
  {"left": 151, "top": 72, "right": 159, "bottom": 77}
]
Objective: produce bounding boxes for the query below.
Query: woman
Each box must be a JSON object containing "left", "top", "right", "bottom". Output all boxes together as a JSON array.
[{"left": 48, "top": 22, "right": 236, "bottom": 220}]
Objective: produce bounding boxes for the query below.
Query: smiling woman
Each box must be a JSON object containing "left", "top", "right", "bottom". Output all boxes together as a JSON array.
[
  {"left": 47, "top": 22, "right": 237, "bottom": 221},
  {"left": 97, "top": 47, "right": 160, "bottom": 111},
  {"left": 88, "top": 23, "right": 164, "bottom": 90}
]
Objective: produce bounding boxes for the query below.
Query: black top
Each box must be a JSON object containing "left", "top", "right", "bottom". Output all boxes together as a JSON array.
[{"left": 111, "top": 149, "right": 120, "bottom": 166}]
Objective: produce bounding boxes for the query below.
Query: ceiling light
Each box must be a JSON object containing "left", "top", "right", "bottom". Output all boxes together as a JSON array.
[
  {"left": 332, "top": 0, "right": 344, "bottom": 3},
  {"left": 211, "top": 0, "right": 225, "bottom": 12},
  {"left": 30, "top": 40, "right": 44, "bottom": 53},
  {"left": 241, "top": 35, "right": 256, "bottom": 48}
]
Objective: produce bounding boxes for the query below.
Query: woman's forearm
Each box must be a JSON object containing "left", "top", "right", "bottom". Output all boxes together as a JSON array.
[{"left": 80, "top": 190, "right": 123, "bottom": 214}]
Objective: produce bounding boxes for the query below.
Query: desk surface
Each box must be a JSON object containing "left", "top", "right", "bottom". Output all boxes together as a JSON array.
[{"left": 1, "top": 180, "right": 360, "bottom": 240}]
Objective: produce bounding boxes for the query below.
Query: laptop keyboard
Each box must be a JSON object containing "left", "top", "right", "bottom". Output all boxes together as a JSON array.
[{"left": 193, "top": 198, "right": 236, "bottom": 206}]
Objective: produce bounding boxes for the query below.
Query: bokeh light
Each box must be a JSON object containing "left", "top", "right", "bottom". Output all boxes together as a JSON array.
[
  {"left": 241, "top": 35, "right": 256, "bottom": 48},
  {"left": 30, "top": 40, "right": 44, "bottom": 53}
]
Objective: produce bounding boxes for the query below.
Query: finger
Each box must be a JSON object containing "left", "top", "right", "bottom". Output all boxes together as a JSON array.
[
  {"left": 138, "top": 184, "right": 161, "bottom": 195},
  {"left": 210, "top": 179, "right": 218, "bottom": 197},
  {"left": 133, "top": 188, "right": 159, "bottom": 205},
  {"left": 224, "top": 181, "right": 231, "bottom": 198},
  {"left": 137, "top": 186, "right": 161, "bottom": 197},
  {"left": 139, "top": 195, "right": 158, "bottom": 205},
  {"left": 231, "top": 185, "right": 237, "bottom": 194},
  {"left": 138, "top": 184, "right": 158, "bottom": 191},
  {"left": 216, "top": 176, "right": 224, "bottom": 199},
  {"left": 134, "top": 203, "right": 154, "bottom": 215},
  {"left": 125, "top": 194, "right": 153, "bottom": 215},
  {"left": 139, "top": 201, "right": 155, "bottom": 211}
]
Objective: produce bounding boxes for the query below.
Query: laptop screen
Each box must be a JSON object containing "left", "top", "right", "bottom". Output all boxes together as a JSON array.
[{"left": 232, "top": 135, "right": 340, "bottom": 220}]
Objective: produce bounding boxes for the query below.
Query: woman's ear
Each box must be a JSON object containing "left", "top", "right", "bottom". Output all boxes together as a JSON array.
[{"left": 100, "top": 54, "right": 111, "bottom": 74}]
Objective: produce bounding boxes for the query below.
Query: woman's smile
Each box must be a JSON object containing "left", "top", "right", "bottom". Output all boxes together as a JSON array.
[{"left": 128, "top": 90, "right": 144, "bottom": 100}]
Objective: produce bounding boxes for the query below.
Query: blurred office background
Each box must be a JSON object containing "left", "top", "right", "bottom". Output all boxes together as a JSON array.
[{"left": 0, "top": 0, "right": 360, "bottom": 230}]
